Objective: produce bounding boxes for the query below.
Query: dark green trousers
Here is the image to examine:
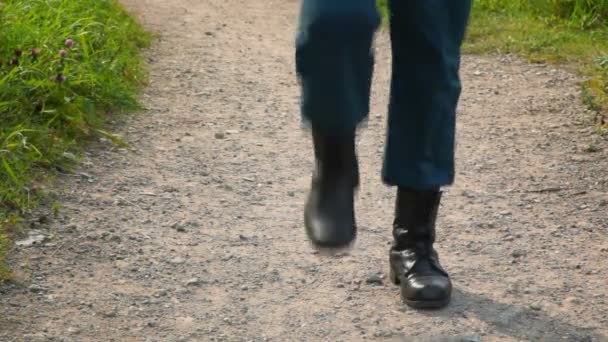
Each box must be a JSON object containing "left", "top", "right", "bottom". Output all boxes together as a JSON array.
[{"left": 296, "top": 0, "right": 471, "bottom": 190}]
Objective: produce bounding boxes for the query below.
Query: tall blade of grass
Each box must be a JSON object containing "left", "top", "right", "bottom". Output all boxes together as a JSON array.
[{"left": 1, "top": 158, "right": 20, "bottom": 185}]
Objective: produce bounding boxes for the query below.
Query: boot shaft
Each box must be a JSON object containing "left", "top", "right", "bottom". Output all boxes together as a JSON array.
[
  {"left": 311, "top": 128, "right": 359, "bottom": 186},
  {"left": 393, "top": 188, "right": 442, "bottom": 247}
]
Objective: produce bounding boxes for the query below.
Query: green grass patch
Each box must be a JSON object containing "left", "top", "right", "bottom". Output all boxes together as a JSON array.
[
  {"left": 377, "top": 0, "right": 608, "bottom": 128},
  {"left": 0, "top": 0, "right": 150, "bottom": 282}
]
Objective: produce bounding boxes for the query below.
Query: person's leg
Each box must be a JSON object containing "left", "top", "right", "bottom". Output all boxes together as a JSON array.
[
  {"left": 296, "top": 0, "right": 380, "bottom": 134},
  {"left": 296, "top": 0, "right": 380, "bottom": 248},
  {"left": 385, "top": 0, "right": 471, "bottom": 308}
]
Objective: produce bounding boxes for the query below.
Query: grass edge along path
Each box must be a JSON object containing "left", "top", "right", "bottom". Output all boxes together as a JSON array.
[{"left": 0, "top": 0, "right": 151, "bottom": 282}]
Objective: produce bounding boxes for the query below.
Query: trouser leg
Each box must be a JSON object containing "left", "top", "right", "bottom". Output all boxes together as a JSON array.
[
  {"left": 295, "top": 0, "right": 380, "bottom": 135},
  {"left": 382, "top": 0, "right": 472, "bottom": 190}
]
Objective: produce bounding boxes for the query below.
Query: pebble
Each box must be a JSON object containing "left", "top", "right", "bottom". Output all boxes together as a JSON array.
[
  {"left": 169, "top": 257, "right": 186, "bottom": 265},
  {"left": 186, "top": 278, "right": 204, "bottom": 286},
  {"left": 67, "top": 327, "right": 81, "bottom": 335},
  {"left": 214, "top": 132, "right": 225, "bottom": 139},
  {"left": 576, "top": 221, "right": 594, "bottom": 232},
  {"left": 511, "top": 250, "right": 526, "bottom": 258},
  {"left": 16, "top": 231, "right": 48, "bottom": 247},
  {"left": 103, "top": 309, "right": 118, "bottom": 318},
  {"left": 365, "top": 274, "right": 383, "bottom": 286},
  {"left": 563, "top": 296, "right": 582, "bottom": 306},
  {"left": 155, "top": 289, "right": 168, "bottom": 297},
  {"left": 28, "top": 284, "right": 47, "bottom": 294}
]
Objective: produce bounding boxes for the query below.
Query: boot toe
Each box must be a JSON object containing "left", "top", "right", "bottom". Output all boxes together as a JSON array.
[
  {"left": 305, "top": 212, "right": 356, "bottom": 248},
  {"left": 402, "top": 275, "right": 452, "bottom": 309}
]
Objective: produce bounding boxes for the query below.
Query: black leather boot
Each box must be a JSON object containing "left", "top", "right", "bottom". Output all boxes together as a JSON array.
[
  {"left": 389, "top": 188, "right": 452, "bottom": 309},
  {"left": 304, "top": 128, "right": 358, "bottom": 249}
]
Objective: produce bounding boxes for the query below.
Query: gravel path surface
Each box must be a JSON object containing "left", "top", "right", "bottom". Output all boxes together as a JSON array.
[{"left": 1, "top": 0, "right": 607, "bottom": 341}]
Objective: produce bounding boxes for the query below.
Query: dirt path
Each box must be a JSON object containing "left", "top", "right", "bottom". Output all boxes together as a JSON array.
[{"left": 2, "top": 0, "right": 608, "bottom": 341}]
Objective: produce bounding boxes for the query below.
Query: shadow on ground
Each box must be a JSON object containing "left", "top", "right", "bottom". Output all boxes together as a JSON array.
[{"left": 408, "top": 288, "right": 603, "bottom": 341}]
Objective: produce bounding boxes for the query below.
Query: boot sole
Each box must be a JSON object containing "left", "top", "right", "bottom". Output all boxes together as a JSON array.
[
  {"left": 403, "top": 297, "right": 450, "bottom": 309},
  {"left": 303, "top": 192, "right": 357, "bottom": 251},
  {"left": 309, "top": 239, "right": 355, "bottom": 256},
  {"left": 305, "top": 215, "right": 357, "bottom": 252},
  {"left": 390, "top": 267, "right": 450, "bottom": 309}
]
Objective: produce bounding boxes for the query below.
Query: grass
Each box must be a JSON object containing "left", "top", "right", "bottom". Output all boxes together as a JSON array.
[
  {"left": 378, "top": 0, "right": 608, "bottom": 129},
  {"left": 0, "top": 0, "right": 150, "bottom": 282}
]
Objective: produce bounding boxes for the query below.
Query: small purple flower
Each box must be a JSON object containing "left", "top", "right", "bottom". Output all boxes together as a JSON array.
[
  {"left": 65, "top": 39, "right": 74, "bottom": 48},
  {"left": 56, "top": 74, "right": 66, "bottom": 83},
  {"left": 59, "top": 49, "right": 68, "bottom": 57}
]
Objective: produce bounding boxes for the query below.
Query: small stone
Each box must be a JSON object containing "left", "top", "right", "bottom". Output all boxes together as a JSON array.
[
  {"left": 186, "top": 278, "right": 204, "bottom": 287},
  {"left": 563, "top": 297, "right": 582, "bottom": 306},
  {"left": 169, "top": 257, "right": 185, "bottom": 265},
  {"left": 461, "top": 190, "right": 475, "bottom": 198},
  {"left": 511, "top": 250, "right": 525, "bottom": 258},
  {"left": 214, "top": 132, "right": 225, "bottom": 139},
  {"left": 576, "top": 221, "right": 593, "bottom": 232},
  {"left": 155, "top": 289, "right": 168, "bottom": 297},
  {"left": 67, "top": 327, "right": 81, "bottom": 335},
  {"left": 16, "top": 231, "right": 48, "bottom": 247},
  {"left": 530, "top": 303, "right": 542, "bottom": 311},
  {"left": 365, "top": 274, "right": 383, "bottom": 286},
  {"left": 103, "top": 310, "right": 117, "bottom": 318},
  {"left": 28, "top": 284, "right": 47, "bottom": 293}
]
